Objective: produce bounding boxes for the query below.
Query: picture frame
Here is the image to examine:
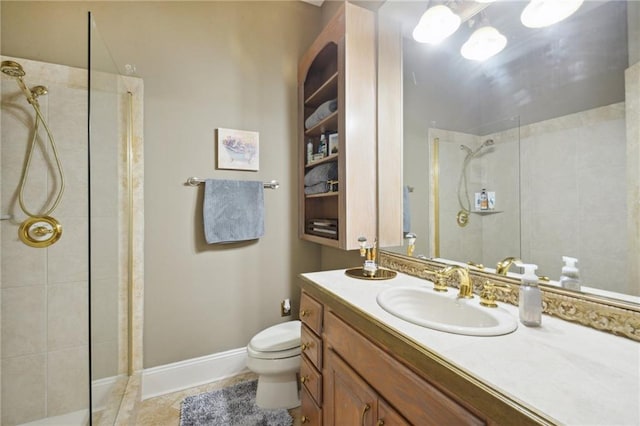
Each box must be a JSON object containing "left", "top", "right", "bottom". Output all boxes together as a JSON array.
[
  {"left": 216, "top": 128, "right": 259, "bottom": 171},
  {"left": 328, "top": 133, "right": 339, "bottom": 155}
]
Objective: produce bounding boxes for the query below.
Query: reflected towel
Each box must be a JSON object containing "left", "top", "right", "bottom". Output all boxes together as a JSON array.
[
  {"left": 305, "top": 99, "right": 338, "bottom": 129},
  {"left": 203, "top": 179, "right": 264, "bottom": 244},
  {"left": 403, "top": 185, "right": 411, "bottom": 234},
  {"left": 304, "top": 162, "right": 338, "bottom": 187},
  {"left": 304, "top": 182, "right": 329, "bottom": 195}
]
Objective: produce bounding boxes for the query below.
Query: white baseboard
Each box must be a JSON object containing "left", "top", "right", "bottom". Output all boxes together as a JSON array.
[{"left": 141, "top": 347, "right": 249, "bottom": 400}]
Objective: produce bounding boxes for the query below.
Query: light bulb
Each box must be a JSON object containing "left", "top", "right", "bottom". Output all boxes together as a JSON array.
[
  {"left": 412, "top": 5, "right": 461, "bottom": 45},
  {"left": 460, "top": 26, "right": 507, "bottom": 61},
  {"left": 521, "top": 0, "right": 584, "bottom": 28}
]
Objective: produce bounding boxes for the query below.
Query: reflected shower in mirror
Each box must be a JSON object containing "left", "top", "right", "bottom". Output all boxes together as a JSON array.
[{"left": 380, "top": 0, "right": 639, "bottom": 300}]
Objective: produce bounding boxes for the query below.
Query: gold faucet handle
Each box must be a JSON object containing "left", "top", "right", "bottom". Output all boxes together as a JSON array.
[
  {"left": 479, "top": 281, "right": 511, "bottom": 308},
  {"left": 432, "top": 273, "right": 449, "bottom": 292},
  {"left": 467, "top": 261, "right": 484, "bottom": 270}
]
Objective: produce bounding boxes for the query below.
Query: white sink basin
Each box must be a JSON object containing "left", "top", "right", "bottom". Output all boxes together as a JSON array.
[{"left": 376, "top": 286, "right": 518, "bottom": 336}]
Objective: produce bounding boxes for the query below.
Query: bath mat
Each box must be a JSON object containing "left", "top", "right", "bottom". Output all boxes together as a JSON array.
[{"left": 180, "top": 379, "right": 293, "bottom": 426}]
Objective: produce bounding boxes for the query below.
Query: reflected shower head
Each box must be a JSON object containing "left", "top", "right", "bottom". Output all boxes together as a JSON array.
[
  {"left": 31, "top": 85, "right": 48, "bottom": 99},
  {"left": 482, "top": 139, "right": 495, "bottom": 147},
  {"left": 1, "top": 60, "right": 26, "bottom": 78}
]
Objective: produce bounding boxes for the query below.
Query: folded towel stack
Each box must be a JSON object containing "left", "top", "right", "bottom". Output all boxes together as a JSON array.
[
  {"left": 304, "top": 162, "right": 338, "bottom": 195},
  {"left": 305, "top": 99, "right": 338, "bottom": 130}
]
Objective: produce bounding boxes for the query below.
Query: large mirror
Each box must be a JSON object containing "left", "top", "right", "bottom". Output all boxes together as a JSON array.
[{"left": 379, "top": 0, "right": 639, "bottom": 302}]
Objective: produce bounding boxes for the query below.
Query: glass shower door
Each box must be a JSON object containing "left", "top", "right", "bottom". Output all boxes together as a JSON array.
[{"left": 88, "top": 12, "right": 131, "bottom": 425}]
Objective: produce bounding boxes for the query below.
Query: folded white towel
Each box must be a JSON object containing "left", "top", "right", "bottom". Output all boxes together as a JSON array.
[{"left": 203, "top": 179, "right": 264, "bottom": 244}]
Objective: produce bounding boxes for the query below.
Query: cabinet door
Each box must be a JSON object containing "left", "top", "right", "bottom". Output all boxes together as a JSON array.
[
  {"left": 378, "top": 399, "right": 410, "bottom": 426},
  {"left": 324, "top": 349, "right": 377, "bottom": 426}
]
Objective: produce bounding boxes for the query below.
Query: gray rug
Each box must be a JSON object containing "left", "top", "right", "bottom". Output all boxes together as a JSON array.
[{"left": 180, "top": 379, "right": 293, "bottom": 426}]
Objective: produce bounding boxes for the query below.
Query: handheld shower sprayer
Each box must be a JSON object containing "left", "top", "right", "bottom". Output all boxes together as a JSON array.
[
  {"left": 1, "top": 60, "right": 65, "bottom": 247},
  {"left": 1, "top": 60, "right": 41, "bottom": 106},
  {"left": 456, "top": 138, "right": 496, "bottom": 226}
]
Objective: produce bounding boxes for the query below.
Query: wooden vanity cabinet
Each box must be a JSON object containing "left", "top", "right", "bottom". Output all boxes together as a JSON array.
[
  {"left": 299, "top": 289, "right": 485, "bottom": 426},
  {"left": 298, "top": 3, "right": 377, "bottom": 250}
]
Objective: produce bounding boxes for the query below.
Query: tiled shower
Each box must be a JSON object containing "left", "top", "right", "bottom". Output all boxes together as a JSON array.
[{"left": 0, "top": 16, "right": 144, "bottom": 425}]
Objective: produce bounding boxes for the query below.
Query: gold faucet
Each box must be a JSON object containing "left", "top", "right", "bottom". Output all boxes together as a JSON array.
[
  {"left": 435, "top": 265, "right": 473, "bottom": 299},
  {"left": 496, "top": 256, "right": 521, "bottom": 275},
  {"left": 405, "top": 233, "right": 417, "bottom": 257},
  {"left": 358, "top": 237, "right": 378, "bottom": 277}
]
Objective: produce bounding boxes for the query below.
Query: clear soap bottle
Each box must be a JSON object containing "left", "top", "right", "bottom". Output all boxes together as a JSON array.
[
  {"left": 559, "top": 256, "right": 581, "bottom": 291},
  {"left": 518, "top": 263, "right": 542, "bottom": 327},
  {"left": 480, "top": 188, "right": 488, "bottom": 210}
]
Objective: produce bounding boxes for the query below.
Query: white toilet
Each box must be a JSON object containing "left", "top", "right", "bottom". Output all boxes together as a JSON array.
[{"left": 246, "top": 320, "right": 302, "bottom": 409}]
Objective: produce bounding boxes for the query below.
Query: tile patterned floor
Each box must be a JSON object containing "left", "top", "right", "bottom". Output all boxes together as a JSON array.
[{"left": 135, "top": 372, "right": 301, "bottom": 426}]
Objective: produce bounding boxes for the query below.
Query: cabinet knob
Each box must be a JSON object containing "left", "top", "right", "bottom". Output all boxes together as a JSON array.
[
  {"left": 301, "top": 342, "right": 313, "bottom": 351},
  {"left": 301, "top": 415, "right": 310, "bottom": 423},
  {"left": 300, "top": 309, "right": 310, "bottom": 317},
  {"left": 377, "top": 421, "right": 385, "bottom": 426},
  {"left": 300, "top": 375, "right": 310, "bottom": 384}
]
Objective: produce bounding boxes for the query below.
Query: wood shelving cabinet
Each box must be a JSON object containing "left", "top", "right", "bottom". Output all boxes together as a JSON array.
[{"left": 298, "top": 3, "right": 377, "bottom": 250}]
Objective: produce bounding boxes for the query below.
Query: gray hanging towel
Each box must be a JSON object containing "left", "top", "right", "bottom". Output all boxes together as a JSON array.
[{"left": 203, "top": 179, "right": 265, "bottom": 244}]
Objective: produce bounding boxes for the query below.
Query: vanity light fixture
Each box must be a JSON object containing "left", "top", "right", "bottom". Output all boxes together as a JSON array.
[
  {"left": 520, "top": 0, "right": 584, "bottom": 28},
  {"left": 412, "top": 4, "right": 461, "bottom": 44},
  {"left": 460, "top": 25, "right": 507, "bottom": 61}
]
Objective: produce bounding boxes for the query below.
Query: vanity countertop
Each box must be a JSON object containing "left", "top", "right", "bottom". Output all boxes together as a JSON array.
[{"left": 300, "top": 269, "right": 640, "bottom": 426}]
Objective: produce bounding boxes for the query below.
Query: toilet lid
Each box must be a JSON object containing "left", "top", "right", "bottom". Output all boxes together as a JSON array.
[{"left": 248, "top": 320, "right": 301, "bottom": 352}]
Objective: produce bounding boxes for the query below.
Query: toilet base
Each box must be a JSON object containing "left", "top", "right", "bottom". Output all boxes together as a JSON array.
[{"left": 255, "top": 372, "right": 300, "bottom": 409}]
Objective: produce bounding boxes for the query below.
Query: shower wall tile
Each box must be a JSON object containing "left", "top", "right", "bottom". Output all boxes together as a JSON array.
[
  {"left": 47, "top": 281, "right": 88, "bottom": 351},
  {"left": 1, "top": 222, "right": 46, "bottom": 288},
  {"left": 1, "top": 286, "right": 45, "bottom": 358},
  {"left": 577, "top": 119, "right": 626, "bottom": 170},
  {"left": 47, "top": 216, "right": 88, "bottom": 284},
  {"left": 91, "top": 216, "right": 119, "bottom": 281},
  {"left": 91, "top": 339, "right": 119, "bottom": 380},
  {"left": 49, "top": 84, "right": 88, "bottom": 219},
  {"left": 518, "top": 103, "right": 626, "bottom": 280},
  {"left": 578, "top": 164, "right": 626, "bottom": 213},
  {"left": 52, "top": 141, "right": 88, "bottom": 219},
  {"left": 47, "top": 346, "right": 89, "bottom": 417},
  {"left": 90, "top": 278, "right": 119, "bottom": 344},
  {"left": 1, "top": 353, "right": 46, "bottom": 425}
]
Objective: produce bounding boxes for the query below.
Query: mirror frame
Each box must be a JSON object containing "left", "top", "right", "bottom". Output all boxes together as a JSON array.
[{"left": 379, "top": 251, "right": 640, "bottom": 342}]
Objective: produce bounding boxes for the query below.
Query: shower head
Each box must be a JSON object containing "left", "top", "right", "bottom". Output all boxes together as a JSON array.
[
  {"left": 482, "top": 139, "right": 495, "bottom": 147},
  {"left": 1, "top": 60, "right": 26, "bottom": 78},
  {"left": 1, "top": 60, "right": 39, "bottom": 106},
  {"left": 31, "top": 85, "right": 48, "bottom": 99}
]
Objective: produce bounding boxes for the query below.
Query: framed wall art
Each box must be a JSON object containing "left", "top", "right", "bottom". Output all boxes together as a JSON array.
[{"left": 216, "top": 128, "right": 260, "bottom": 171}]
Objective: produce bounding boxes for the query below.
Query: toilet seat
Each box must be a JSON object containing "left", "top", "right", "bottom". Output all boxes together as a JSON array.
[
  {"left": 247, "top": 320, "right": 301, "bottom": 359},
  {"left": 247, "top": 345, "right": 300, "bottom": 359}
]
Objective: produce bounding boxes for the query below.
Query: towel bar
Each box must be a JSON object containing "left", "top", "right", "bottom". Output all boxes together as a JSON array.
[{"left": 186, "top": 177, "right": 279, "bottom": 189}]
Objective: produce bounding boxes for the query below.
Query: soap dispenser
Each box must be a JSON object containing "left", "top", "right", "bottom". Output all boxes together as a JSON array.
[
  {"left": 518, "top": 263, "right": 542, "bottom": 327},
  {"left": 559, "top": 256, "right": 581, "bottom": 291}
]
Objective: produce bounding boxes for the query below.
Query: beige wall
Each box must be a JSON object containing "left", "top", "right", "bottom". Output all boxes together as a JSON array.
[{"left": 1, "top": 1, "right": 342, "bottom": 368}]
